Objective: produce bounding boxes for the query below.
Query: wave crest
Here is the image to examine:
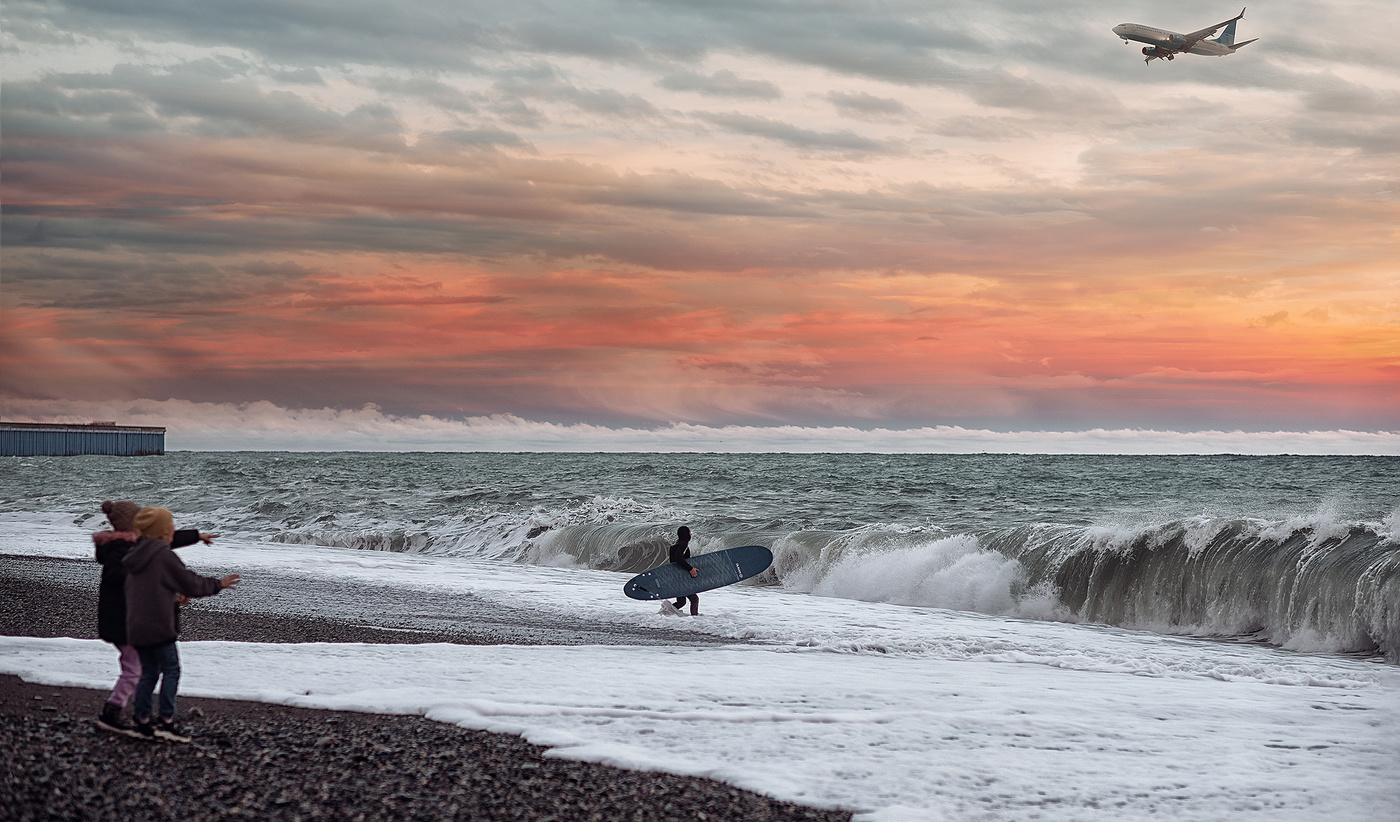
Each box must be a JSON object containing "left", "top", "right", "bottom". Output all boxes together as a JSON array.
[{"left": 257, "top": 503, "right": 1399, "bottom": 658}]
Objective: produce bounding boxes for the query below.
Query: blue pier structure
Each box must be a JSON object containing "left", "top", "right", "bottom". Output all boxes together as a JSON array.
[{"left": 1, "top": 421, "right": 166, "bottom": 456}]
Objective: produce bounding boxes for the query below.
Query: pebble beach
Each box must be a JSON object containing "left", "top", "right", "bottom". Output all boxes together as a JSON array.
[{"left": 0, "top": 557, "right": 852, "bottom": 822}]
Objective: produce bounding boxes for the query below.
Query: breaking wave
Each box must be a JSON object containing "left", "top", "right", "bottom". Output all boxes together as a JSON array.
[
  {"left": 771, "top": 514, "right": 1399, "bottom": 659},
  {"left": 29, "top": 451, "right": 1396, "bottom": 659},
  {"left": 260, "top": 501, "right": 1399, "bottom": 659}
]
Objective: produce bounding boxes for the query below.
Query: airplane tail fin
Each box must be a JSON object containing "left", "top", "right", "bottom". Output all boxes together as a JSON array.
[
  {"left": 1229, "top": 37, "right": 1258, "bottom": 51},
  {"left": 1215, "top": 19, "right": 1238, "bottom": 46}
]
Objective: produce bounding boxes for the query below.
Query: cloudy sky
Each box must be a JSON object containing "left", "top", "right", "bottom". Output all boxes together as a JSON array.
[{"left": 2, "top": 0, "right": 1397, "bottom": 449}]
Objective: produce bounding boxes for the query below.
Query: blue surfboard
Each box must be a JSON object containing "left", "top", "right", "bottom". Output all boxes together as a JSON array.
[{"left": 623, "top": 545, "right": 773, "bottom": 600}]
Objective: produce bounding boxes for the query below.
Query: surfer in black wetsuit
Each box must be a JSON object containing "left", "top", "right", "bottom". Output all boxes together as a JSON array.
[{"left": 668, "top": 526, "right": 700, "bottom": 616}]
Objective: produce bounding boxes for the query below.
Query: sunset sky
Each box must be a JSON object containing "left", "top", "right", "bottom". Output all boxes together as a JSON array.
[{"left": 2, "top": 0, "right": 1397, "bottom": 450}]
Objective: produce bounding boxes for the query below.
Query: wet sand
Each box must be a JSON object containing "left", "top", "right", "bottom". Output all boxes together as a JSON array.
[{"left": 0, "top": 554, "right": 733, "bottom": 647}]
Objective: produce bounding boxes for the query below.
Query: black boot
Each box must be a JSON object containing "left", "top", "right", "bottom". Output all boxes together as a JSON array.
[{"left": 97, "top": 702, "right": 137, "bottom": 736}]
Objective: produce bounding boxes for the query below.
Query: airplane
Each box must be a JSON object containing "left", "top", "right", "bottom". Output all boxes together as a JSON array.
[{"left": 1112, "top": 8, "right": 1257, "bottom": 64}]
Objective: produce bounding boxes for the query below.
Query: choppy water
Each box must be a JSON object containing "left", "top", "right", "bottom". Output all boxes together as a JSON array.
[{"left": 4, "top": 452, "right": 1397, "bottom": 658}]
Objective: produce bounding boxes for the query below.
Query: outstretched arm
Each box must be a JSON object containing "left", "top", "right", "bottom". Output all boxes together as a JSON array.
[
  {"left": 171, "top": 529, "right": 220, "bottom": 548},
  {"left": 163, "top": 552, "right": 236, "bottom": 599},
  {"left": 177, "top": 575, "right": 236, "bottom": 605}
]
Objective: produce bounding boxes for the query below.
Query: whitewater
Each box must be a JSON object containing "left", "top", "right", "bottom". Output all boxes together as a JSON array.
[{"left": 1, "top": 452, "right": 1397, "bottom": 819}]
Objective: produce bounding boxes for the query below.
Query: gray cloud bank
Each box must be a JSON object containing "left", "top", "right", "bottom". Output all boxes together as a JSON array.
[
  {"left": 3, "top": 1, "right": 1394, "bottom": 259},
  {"left": 5, "top": 399, "right": 1397, "bottom": 454},
  {"left": 3, "top": 0, "right": 1397, "bottom": 433}
]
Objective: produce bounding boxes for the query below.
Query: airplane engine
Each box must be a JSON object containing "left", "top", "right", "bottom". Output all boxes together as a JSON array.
[{"left": 1141, "top": 46, "right": 1175, "bottom": 61}]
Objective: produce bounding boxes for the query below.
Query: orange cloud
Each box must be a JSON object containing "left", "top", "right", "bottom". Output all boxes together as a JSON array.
[{"left": 4, "top": 23, "right": 1398, "bottom": 432}]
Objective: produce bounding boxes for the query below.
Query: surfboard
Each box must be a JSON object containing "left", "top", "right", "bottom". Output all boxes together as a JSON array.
[{"left": 623, "top": 545, "right": 773, "bottom": 601}]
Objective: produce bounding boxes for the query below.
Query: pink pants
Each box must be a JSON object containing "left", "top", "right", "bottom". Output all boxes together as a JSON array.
[{"left": 107, "top": 644, "right": 141, "bottom": 708}]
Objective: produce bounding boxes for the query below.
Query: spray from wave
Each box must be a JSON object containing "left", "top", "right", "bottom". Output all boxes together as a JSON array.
[
  {"left": 266, "top": 495, "right": 686, "bottom": 569},
  {"left": 198, "top": 471, "right": 1400, "bottom": 661},
  {"left": 256, "top": 499, "right": 1399, "bottom": 658},
  {"left": 768, "top": 512, "right": 1398, "bottom": 659}
]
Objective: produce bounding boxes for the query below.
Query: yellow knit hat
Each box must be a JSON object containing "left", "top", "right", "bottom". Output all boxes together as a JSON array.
[{"left": 133, "top": 507, "right": 174, "bottom": 539}]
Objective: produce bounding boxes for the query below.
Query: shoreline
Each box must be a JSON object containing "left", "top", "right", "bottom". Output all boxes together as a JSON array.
[
  {"left": 0, "top": 553, "right": 735, "bottom": 647},
  {"left": 0, "top": 555, "right": 853, "bottom": 821}
]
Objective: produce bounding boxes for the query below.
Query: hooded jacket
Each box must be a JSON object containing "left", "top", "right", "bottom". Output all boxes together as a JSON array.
[
  {"left": 121, "top": 535, "right": 224, "bottom": 647},
  {"left": 94, "top": 528, "right": 200, "bottom": 645}
]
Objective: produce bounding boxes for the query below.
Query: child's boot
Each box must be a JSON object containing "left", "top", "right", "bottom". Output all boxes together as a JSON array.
[{"left": 96, "top": 702, "right": 138, "bottom": 737}]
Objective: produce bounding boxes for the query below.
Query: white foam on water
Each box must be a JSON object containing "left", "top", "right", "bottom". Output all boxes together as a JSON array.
[
  {"left": 3, "top": 519, "right": 1397, "bottom": 820},
  {"left": 2, "top": 519, "right": 1388, "bottom": 687},
  {"left": 1, "top": 636, "right": 1394, "bottom": 822},
  {"left": 1371, "top": 505, "right": 1400, "bottom": 546},
  {"left": 789, "top": 534, "right": 1036, "bottom": 615}
]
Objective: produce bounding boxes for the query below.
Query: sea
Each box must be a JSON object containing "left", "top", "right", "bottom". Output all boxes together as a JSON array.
[{"left": 2, "top": 451, "right": 1398, "bottom": 820}]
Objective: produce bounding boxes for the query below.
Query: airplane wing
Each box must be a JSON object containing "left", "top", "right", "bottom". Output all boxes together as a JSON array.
[{"left": 1181, "top": 7, "right": 1246, "bottom": 46}]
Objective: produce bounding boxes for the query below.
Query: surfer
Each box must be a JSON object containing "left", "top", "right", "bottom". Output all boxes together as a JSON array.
[{"left": 667, "top": 526, "right": 700, "bottom": 616}]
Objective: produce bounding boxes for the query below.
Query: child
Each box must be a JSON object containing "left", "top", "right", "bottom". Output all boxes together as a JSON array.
[
  {"left": 123, "top": 506, "right": 239, "bottom": 741},
  {"left": 92, "top": 500, "right": 212, "bottom": 736}
]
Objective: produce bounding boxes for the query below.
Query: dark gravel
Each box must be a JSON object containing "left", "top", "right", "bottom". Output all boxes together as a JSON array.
[
  {"left": 2, "top": 675, "right": 852, "bottom": 822},
  {"left": 1, "top": 556, "right": 854, "bottom": 822}
]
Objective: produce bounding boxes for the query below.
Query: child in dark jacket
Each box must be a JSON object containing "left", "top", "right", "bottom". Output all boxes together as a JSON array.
[
  {"left": 92, "top": 500, "right": 212, "bottom": 736},
  {"left": 123, "top": 506, "right": 238, "bottom": 741}
]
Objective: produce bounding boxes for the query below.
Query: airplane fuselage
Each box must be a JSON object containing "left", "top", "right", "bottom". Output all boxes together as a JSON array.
[{"left": 1112, "top": 23, "right": 1237, "bottom": 57}]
